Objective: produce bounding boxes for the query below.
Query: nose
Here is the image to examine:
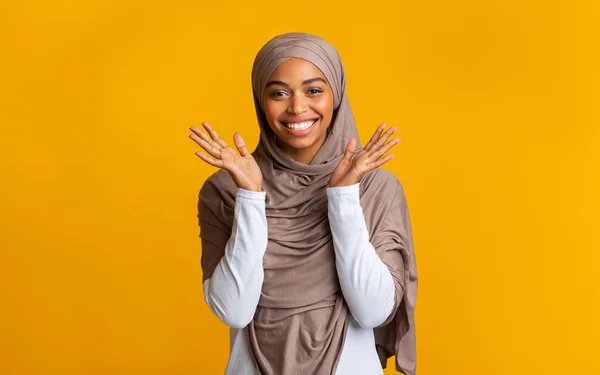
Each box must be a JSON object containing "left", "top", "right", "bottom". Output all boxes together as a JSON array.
[{"left": 287, "top": 94, "right": 308, "bottom": 115}]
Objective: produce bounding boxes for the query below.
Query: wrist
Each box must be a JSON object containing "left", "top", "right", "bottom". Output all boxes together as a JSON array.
[
  {"left": 327, "top": 182, "right": 360, "bottom": 192},
  {"left": 237, "top": 187, "right": 266, "bottom": 199},
  {"left": 330, "top": 177, "right": 360, "bottom": 188},
  {"left": 244, "top": 185, "right": 262, "bottom": 192}
]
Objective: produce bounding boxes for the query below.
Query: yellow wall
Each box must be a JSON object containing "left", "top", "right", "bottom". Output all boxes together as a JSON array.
[{"left": 1, "top": 1, "right": 598, "bottom": 374}]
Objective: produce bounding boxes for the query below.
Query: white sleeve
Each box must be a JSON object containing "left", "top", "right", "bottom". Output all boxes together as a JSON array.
[
  {"left": 327, "top": 183, "right": 396, "bottom": 329},
  {"left": 202, "top": 188, "right": 268, "bottom": 329}
]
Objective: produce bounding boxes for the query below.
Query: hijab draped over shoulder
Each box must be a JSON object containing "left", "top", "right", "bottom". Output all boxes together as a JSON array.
[{"left": 197, "top": 32, "right": 418, "bottom": 375}]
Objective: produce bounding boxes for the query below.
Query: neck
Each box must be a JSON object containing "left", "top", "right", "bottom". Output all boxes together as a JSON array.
[{"left": 277, "top": 139, "right": 322, "bottom": 165}]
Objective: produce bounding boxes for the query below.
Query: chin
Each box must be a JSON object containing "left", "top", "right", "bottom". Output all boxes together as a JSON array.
[{"left": 283, "top": 138, "right": 317, "bottom": 149}]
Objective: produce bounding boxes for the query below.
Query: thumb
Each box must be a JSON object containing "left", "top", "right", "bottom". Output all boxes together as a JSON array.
[{"left": 233, "top": 132, "right": 251, "bottom": 157}]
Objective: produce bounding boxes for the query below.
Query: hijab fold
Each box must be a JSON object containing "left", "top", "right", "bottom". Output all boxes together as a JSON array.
[{"left": 198, "top": 32, "right": 417, "bottom": 375}]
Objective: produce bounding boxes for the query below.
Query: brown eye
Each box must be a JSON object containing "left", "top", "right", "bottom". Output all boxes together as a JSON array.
[
  {"left": 308, "top": 88, "right": 323, "bottom": 94},
  {"left": 270, "top": 91, "right": 287, "bottom": 98}
]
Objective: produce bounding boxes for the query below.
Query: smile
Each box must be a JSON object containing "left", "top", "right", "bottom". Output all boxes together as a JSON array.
[
  {"left": 282, "top": 120, "right": 317, "bottom": 130},
  {"left": 280, "top": 119, "right": 318, "bottom": 137}
]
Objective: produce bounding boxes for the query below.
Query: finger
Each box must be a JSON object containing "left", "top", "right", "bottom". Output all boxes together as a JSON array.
[
  {"left": 342, "top": 138, "right": 357, "bottom": 160},
  {"left": 363, "top": 123, "right": 385, "bottom": 152},
  {"left": 189, "top": 125, "right": 209, "bottom": 135},
  {"left": 195, "top": 151, "right": 224, "bottom": 168},
  {"left": 363, "top": 123, "right": 386, "bottom": 152},
  {"left": 190, "top": 128, "right": 222, "bottom": 149},
  {"left": 370, "top": 126, "right": 397, "bottom": 152},
  {"left": 233, "top": 132, "right": 251, "bottom": 157},
  {"left": 371, "top": 154, "right": 395, "bottom": 169},
  {"left": 202, "top": 122, "right": 229, "bottom": 148},
  {"left": 370, "top": 137, "right": 401, "bottom": 160},
  {"left": 190, "top": 125, "right": 214, "bottom": 143},
  {"left": 190, "top": 133, "right": 223, "bottom": 158},
  {"left": 191, "top": 128, "right": 225, "bottom": 156}
]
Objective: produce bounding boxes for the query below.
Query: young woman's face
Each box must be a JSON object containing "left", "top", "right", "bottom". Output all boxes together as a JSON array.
[{"left": 262, "top": 58, "right": 335, "bottom": 164}]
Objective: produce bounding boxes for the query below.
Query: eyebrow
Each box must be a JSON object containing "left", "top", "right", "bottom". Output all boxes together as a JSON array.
[{"left": 265, "top": 77, "right": 327, "bottom": 89}]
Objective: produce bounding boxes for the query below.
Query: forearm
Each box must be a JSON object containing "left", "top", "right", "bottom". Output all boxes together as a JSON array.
[
  {"left": 203, "top": 188, "right": 268, "bottom": 329},
  {"left": 327, "top": 183, "right": 395, "bottom": 328}
]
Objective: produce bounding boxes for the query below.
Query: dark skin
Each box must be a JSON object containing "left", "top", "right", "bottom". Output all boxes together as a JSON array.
[{"left": 188, "top": 58, "right": 401, "bottom": 191}]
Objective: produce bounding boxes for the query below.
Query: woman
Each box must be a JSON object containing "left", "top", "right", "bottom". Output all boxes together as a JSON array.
[{"left": 189, "top": 32, "right": 418, "bottom": 375}]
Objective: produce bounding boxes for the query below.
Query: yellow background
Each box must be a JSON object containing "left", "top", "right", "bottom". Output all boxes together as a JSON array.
[{"left": 1, "top": 0, "right": 598, "bottom": 374}]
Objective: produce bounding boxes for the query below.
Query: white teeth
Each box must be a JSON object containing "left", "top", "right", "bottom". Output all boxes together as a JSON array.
[{"left": 284, "top": 120, "right": 316, "bottom": 130}]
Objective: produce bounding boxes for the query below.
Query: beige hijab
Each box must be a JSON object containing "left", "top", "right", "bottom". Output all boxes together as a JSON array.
[{"left": 198, "top": 32, "right": 417, "bottom": 375}]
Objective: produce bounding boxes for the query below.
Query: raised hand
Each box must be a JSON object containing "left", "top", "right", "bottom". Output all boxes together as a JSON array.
[
  {"left": 189, "top": 122, "right": 263, "bottom": 192},
  {"left": 329, "top": 123, "right": 401, "bottom": 188}
]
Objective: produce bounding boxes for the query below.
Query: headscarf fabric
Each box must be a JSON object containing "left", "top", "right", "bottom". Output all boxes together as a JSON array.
[{"left": 197, "top": 32, "right": 417, "bottom": 375}]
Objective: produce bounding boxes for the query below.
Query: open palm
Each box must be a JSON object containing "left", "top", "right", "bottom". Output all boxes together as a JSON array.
[
  {"left": 329, "top": 123, "right": 401, "bottom": 188},
  {"left": 189, "top": 122, "right": 263, "bottom": 192}
]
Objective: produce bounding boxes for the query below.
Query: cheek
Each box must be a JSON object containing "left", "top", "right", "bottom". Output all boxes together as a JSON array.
[
  {"left": 263, "top": 101, "right": 281, "bottom": 124},
  {"left": 315, "top": 95, "right": 334, "bottom": 121}
]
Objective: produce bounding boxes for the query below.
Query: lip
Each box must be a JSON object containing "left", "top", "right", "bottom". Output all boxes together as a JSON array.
[{"left": 280, "top": 119, "right": 318, "bottom": 137}]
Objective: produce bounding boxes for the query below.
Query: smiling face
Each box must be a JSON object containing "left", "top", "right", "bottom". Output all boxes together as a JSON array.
[{"left": 262, "top": 58, "right": 335, "bottom": 164}]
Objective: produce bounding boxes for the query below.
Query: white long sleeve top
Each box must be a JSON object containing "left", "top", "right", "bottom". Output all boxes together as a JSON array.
[{"left": 202, "top": 183, "right": 396, "bottom": 375}]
